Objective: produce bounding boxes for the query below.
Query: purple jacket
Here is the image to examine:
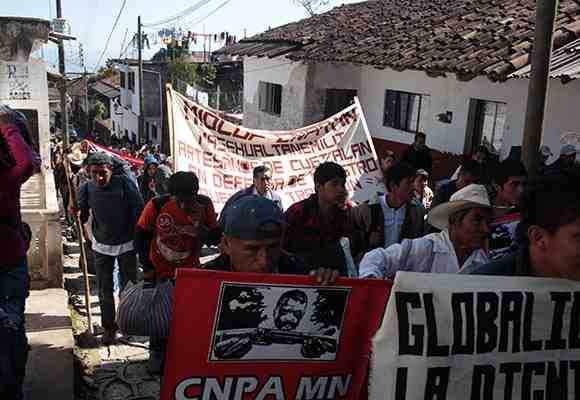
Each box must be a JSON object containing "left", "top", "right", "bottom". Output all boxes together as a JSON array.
[{"left": 0, "top": 112, "right": 38, "bottom": 266}]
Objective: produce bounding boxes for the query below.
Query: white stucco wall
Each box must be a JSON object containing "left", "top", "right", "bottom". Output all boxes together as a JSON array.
[
  {"left": 111, "top": 99, "right": 139, "bottom": 142},
  {"left": 0, "top": 58, "right": 51, "bottom": 170},
  {"left": 243, "top": 57, "right": 309, "bottom": 130},
  {"left": 242, "top": 56, "right": 580, "bottom": 160}
]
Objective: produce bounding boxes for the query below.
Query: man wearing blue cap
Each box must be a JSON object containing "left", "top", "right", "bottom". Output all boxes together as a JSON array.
[{"left": 202, "top": 196, "right": 338, "bottom": 284}]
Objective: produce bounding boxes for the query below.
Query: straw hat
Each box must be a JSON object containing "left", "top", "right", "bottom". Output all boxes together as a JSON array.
[{"left": 427, "top": 184, "right": 491, "bottom": 230}]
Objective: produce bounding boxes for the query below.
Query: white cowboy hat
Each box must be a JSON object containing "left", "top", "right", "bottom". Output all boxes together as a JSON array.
[{"left": 427, "top": 184, "right": 491, "bottom": 230}]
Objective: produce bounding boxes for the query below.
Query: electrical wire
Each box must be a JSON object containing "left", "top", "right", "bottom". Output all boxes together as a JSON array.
[
  {"left": 142, "top": 0, "right": 215, "bottom": 28},
  {"left": 180, "top": 0, "right": 235, "bottom": 29},
  {"left": 93, "top": 0, "right": 128, "bottom": 72}
]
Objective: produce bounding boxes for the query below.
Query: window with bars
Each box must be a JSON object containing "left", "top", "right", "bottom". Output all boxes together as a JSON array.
[
  {"left": 120, "top": 71, "right": 126, "bottom": 89},
  {"left": 383, "top": 90, "right": 429, "bottom": 133},
  {"left": 258, "top": 81, "right": 282, "bottom": 116}
]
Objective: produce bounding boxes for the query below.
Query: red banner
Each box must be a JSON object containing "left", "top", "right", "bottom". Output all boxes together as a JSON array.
[
  {"left": 84, "top": 139, "right": 145, "bottom": 166},
  {"left": 161, "top": 270, "right": 391, "bottom": 400}
]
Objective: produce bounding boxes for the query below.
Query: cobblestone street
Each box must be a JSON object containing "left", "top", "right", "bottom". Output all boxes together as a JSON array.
[{"left": 62, "top": 235, "right": 160, "bottom": 400}]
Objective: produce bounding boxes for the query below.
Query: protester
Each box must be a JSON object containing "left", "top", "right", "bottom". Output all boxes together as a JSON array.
[
  {"left": 450, "top": 145, "right": 494, "bottom": 185},
  {"left": 431, "top": 159, "right": 481, "bottom": 209},
  {"left": 465, "top": 167, "right": 580, "bottom": 278},
  {"left": 283, "top": 162, "right": 355, "bottom": 276},
  {"left": 351, "top": 162, "right": 425, "bottom": 260},
  {"left": 359, "top": 184, "right": 491, "bottom": 279},
  {"left": 485, "top": 160, "right": 527, "bottom": 261},
  {"left": 135, "top": 171, "right": 221, "bottom": 373},
  {"left": 203, "top": 195, "right": 338, "bottom": 279},
  {"left": 379, "top": 150, "right": 396, "bottom": 175},
  {"left": 413, "top": 169, "right": 433, "bottom": 211},
  {"left": 538, "top": 145, "right": 553, "bottom": 174},
  {"left": 77, "top": 152, "right": 144, "bottom": 345},
  {"left": 0, "top": 107, "right": 40, "bottom": 400},
  {"left": 138, "top": 155, "right": 159, "bottom": 203},
  {"left": 154, "top": 155, "right": 172, "bottom": 196},
  {"left": 546, "top": 144, "right": 577, "bottom": 173},
  {"left": 219, "top": 165, "right": 283, "bottom": 228},
  {"left": 401, "top": 132, "right": 432, "bottom": 174},
  {"left": 68, "top": 148, "right": 97, "bottom": 274}
]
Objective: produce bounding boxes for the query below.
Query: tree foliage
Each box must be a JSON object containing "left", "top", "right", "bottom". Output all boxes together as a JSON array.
[
  {"left": 291, "top": 0, "right": 330, "bottom": 16},
  {"left": 168, "top": 55, "right": 198, "bottom": 86}
]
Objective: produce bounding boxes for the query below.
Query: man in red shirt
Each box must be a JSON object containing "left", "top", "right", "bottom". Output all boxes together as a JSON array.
[
  {"left": 135, "top": 171, "right": 221, "bottom": 373},
  {"left": 136, "top": 171, "right": 221, "bottom": 280},
  {"left": 283, "top": 162, "right": 356, "bottom": 276}
]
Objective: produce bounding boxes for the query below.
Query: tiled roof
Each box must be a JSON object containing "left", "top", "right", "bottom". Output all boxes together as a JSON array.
[
  {"left": 510, "top": 37, "right": 580, "bottom": 81},
  {"left": 220, "top": 0, "right": 580, "bottom": 81}
]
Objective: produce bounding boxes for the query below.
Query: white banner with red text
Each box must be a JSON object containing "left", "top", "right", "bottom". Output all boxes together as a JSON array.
[{"left": 168, "top": 87, "right": 382, "bottom": 212}]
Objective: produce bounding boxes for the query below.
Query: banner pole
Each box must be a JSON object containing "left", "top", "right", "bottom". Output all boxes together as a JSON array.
[
  {"left": 354, "top": 96, "right": 378, "bottom": 160},
  {"left": 166, "top": 83, "right": 176, "bottom": 173}
]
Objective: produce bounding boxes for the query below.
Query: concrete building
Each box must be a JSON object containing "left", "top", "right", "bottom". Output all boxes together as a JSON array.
[
  {"left": 221, "top": 0, "right": 580, "bottom": 177},
  {"left": 0, "top": 16, "right": 62, "bottom": 288},
  {"left": 109, "top": 59, "right": 168, "bottom": 149}
]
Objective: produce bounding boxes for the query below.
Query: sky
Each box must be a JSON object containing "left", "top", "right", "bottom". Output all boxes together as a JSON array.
[{"left": 3, "top": 0, "right": 361, "bottom": 74}]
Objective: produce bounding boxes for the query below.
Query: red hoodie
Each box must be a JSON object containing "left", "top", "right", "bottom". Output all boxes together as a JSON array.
[{"left": 0, "top": 113, "right": 39, "bottom": 266}]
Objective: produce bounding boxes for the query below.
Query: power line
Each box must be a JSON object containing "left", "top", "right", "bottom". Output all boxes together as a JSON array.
[
  {"left": 142, "top": 0, "right": 215, "bottom": 28},
  {"left": 93, "top": 0, "right": 128, "bottom": 72},
  {"left": 181, "top": 0, "right": 235, "bottom": 28}
]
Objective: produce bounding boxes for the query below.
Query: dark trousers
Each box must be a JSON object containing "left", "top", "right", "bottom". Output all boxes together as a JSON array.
[
  {"left": 94, "top": 250, "right": 137, "bottom": 330},
  {"left": 0, "top": 259, "right": 29, "bottom": 400}
]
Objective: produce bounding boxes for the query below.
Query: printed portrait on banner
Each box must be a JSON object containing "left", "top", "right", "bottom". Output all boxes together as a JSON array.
[{"left": 209, "top": 283, "right": 350, "bottom": 361}]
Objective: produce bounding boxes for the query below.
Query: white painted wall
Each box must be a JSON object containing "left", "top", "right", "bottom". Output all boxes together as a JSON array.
[
  {"left": 0, "top": 58, "right": 51, "bottom": 170},
  {"left": 111, "top": 98, "right": 139, "bottom": 142},
  {"left": 242, "top": 56, "right": 580, "bottom": 161},
  {"left": 243, "top": 57, "right": 309, "bottom": 130}
]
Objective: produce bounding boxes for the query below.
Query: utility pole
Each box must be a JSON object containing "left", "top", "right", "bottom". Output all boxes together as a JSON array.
[
  {"left": 80, "top": 43, "right": 89, "bottom": 137},
  {"left": 138, "top": 16, "right": 144, "bottom": 146},
  {"left": 56, "top": 0, "right": 69, "bottom": 147},
  {"left": 521, "top": 0, "right": 558, "bottom": 177},
  {"left": 83, "top": 69, "right": 89, "bottom": 136}
]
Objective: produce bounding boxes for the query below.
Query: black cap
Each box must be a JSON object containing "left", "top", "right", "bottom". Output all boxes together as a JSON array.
[{"left": 224, "top": 195, "right": 284, "bottom": 240}]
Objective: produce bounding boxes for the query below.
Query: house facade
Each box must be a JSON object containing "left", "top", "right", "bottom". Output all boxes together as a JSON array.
[
  {"left": 110, "top": 60, "right": 167, "bottom": 148},
  {"left": 222, "top": 0, "right": 580, "bottom": 176},
  {"left": 242, "top": 56, "right": 580, "bottom": 164}
]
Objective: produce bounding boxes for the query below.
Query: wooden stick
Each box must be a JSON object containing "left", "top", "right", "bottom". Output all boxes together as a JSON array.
[{"left": 64, "top": 157, "right": 94, "bottom": 335}]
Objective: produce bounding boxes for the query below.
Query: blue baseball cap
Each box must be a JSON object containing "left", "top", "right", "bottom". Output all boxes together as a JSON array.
[{"left": 224, "top": 195, "right": 284, "bottom": 240}]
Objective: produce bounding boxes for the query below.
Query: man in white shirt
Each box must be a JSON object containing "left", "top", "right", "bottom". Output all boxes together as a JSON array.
[
  {"left": 219, "top": 165, "right": 282, "bottom": 228},
  {"left": 359, "top": 184, "right": 491, "bottom": 279}
]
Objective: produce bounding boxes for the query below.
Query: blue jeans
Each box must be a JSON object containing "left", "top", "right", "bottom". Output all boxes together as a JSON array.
[{"left": 0, "top": 258, "right": 29, "bottom": 400}]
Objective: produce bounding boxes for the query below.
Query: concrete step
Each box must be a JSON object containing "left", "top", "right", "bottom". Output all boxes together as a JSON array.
[{"left": 24, "top": 289, "right": 74, "bottom": 400}]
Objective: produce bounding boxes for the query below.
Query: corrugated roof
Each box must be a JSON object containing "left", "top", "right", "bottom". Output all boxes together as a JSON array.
[
  {"left": 510, "top": 37, "right": 580, "bottom": 82},
  {"left": 218, "top": 0, "right": 580, "bottom": 82}
]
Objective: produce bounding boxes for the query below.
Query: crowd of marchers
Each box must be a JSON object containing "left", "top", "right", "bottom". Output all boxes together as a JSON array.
[
  {"left": 58, "top": 131, "right": 580, "bottom": 375},
  {"left": 2, "top": 101, "right": 580, "bottom": 399}
]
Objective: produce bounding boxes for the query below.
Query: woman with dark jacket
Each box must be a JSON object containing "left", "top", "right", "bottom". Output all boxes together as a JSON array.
[{"left": 138, "top": 155, "right": 159, "bottom": 204}]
